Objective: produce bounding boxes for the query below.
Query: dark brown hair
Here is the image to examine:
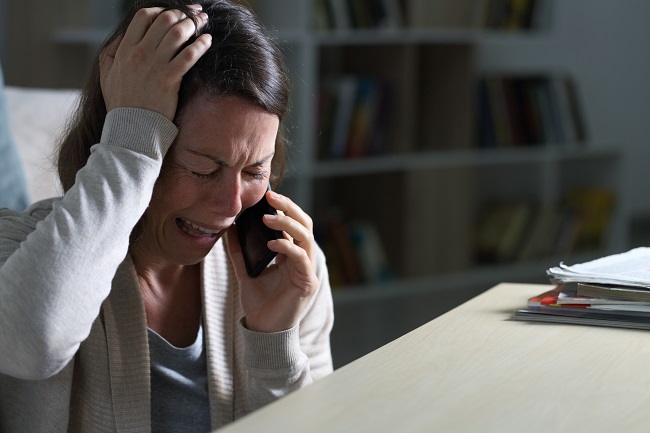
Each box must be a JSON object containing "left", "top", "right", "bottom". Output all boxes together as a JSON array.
[{"left": 56, "top": 0, "right": 290, "bottom": 191}]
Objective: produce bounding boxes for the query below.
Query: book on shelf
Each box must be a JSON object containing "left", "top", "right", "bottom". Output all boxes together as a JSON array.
[
  {"left": 517, "top": 202, "right": 564, "bottom": 261},
  {"left": 478, "top": 0, "right": 540, "bottom": 30},
  {"left": 315, "top": 0, "right": 404, "bottom": 30},
  {"left": 514, "top": 248, "right": 650, "bottom": 330},
  {"left": 324, "top": 76, "right": 358, "bottom": 159},
  {"left": 474, "top": 200, "right": 532, "bottom": 263},
  {"left": 407, "top": 0, "right": 480, "bottom": 28},
  {"left": 476, "top": 73, "right": 587, "bottom": 148},
  {"left": 562, "top": 186, "right": 615, "bottom": 252},
  {"left": 473, "top": 187, "right": 615, "bottom": 265},
  {"left": 316, "top": 75, "right": 395, "bottom": 160},
  {"left": 315, "top": 214, "right": 392, "bottom": 288},
  {"left": 404, "top": 0, "right": 540, "bottom": 30}
]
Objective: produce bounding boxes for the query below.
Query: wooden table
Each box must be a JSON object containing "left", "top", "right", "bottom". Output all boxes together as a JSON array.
[{"left": 218, "top": 283, "right": 650, "bottom": 432}]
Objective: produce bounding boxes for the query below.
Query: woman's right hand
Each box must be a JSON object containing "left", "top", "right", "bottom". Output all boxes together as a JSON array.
[{"left": 99, "top": 5, "right": 212, "bottom": 121}]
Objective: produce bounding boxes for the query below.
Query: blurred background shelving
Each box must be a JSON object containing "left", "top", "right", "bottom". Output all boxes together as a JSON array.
[{"left": 2, "top": 0, "right": 650, "bottom": 368}]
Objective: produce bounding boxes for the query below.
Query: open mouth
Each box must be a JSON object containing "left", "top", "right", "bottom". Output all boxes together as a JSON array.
[{"left": 176, "top": 218, "right": 220, "bottom": 238}]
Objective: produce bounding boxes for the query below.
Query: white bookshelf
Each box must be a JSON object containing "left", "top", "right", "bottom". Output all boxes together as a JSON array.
[
  {"left": 245, "top": 0, "right": 624, "bottom": 366},
  {"left": 48, "top": 0, "right": 626, "bottom": 366}
]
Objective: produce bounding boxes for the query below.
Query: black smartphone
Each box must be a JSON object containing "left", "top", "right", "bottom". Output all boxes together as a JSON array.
[{"left": 236, "top": 185, "right": 283, "bottom": 278}]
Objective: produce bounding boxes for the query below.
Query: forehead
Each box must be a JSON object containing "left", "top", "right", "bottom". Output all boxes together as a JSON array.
[
  {"left": 174, "top": 95, "right": 279, "bottom": 155},
  {"left": 179, "top": 94, "right": 277, "bottom": 125}
]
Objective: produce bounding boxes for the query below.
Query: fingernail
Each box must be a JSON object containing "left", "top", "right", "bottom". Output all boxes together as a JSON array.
[
  {"left": 264, "top": 214, "right": 277, "bottom": 221},
  {"left": 188, "top": 4, "right": 203, "bottom": 10}
]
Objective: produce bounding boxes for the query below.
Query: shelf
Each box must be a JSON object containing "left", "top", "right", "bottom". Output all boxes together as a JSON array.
[
  {"left": 332, "top": 249, "right": 614, "bottom": 304},
  {"left": 313, "top": 28, "right": 549, "bottom": 46},
  {"left": 308, "top": 145, "right": 619, "bottom": 178}
]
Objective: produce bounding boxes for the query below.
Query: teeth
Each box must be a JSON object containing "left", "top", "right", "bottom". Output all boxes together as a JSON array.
[{"left": 183, "top": 219, "right": 219, "bottom": 234}]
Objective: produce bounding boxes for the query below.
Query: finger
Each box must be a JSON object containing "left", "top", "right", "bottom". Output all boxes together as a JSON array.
[
  {"left": 140, "top": 8, "right": 191, "bottom": 53},
  {"left": 264, "top": 213, "right": 315, "bottom": 262},
  {"left": 120, "top": 7, "right": 165, "bottom": 47},
  {"left": 168, "top": 32, "right": 212, "bottom": 78},
  {"left": 267, "top": 239, "right": 314, "bottom": 288},
  {"left": 264, "top": 214, "right": 311, "bottom": 245},
  {"left": 266, "top": 191, "right": 314, "bottom": 233},
  {"left": 156, "top": 12, "right": 209, "bottom": 62}
]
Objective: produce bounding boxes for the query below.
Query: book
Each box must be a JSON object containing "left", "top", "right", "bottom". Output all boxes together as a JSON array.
[
  {"left": 517, "top": 202, "right": 563, "bottom": 261},
  {"left": 378, "top": 0, "right": 404, "bottom": 28},
  {"left": 562, "top": 186, "right": 616, "bottom": 252},
  {"left": 514, "top": 308, "right": 650, "bottom": 330},
  {"left": 514, "top": 248, "right": 650, "bottom": 329},
  {"left": 554, "top": 282, "right": 650, "bottom": 307},
  {"left": 407, "top": 0, "right": 481, "bottom": 28},
  {"left": 327, "top": 0, "right": 352, "bottom": 30},
  {"left": 313, "top": 0, "right": 334, "bottom": 30},
  {"left": 576, "top": 283, "right": 650, "bottom": 304},
  {"left": 346, "top": 77, "right": 380, "bottom": 158},
  {"left": 549, "top": 74, "right": 586, "bottom": 145},
  {"left": 328, "top": 76, "right": 359, "bottom": 159},
  {"left": 514, "top": 282, "right": 650, "bottom": 330},
  {"left": 481, "top": 0, "right": 539, "bottom": 30},
  {"left": 349, "top": 220, "right": 392, "bottom": 283},
  {"left": 324, "top": 213, "right": 364, "bottom": 286},
  {"left": 474, "top": 200, "right": 532, "bottom": 263},
  {"left": 475, "top": 73, "right": 588, "bottom": 148}
]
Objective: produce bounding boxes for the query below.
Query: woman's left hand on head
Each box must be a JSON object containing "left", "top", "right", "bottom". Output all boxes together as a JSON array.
[{"left": 226, "top": 190, "right": 319, "bottom": 333}]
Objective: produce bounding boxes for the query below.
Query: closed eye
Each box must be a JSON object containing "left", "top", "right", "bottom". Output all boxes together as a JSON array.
[
  {"left": 246, "top": 171, "right": 268, "bottom": 180},
  {"left": 191, "top": 170, "right": 219, "bottom": 180}
]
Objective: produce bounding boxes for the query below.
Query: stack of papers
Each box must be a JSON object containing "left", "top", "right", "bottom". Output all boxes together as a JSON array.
[{"left": 514, "top": 247, "right": 650, "bottom": 329}]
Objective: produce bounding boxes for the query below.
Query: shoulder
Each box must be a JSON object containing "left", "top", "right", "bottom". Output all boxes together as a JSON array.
[{"left": 0, "top": 198, "right": 58, "bottom": 235}]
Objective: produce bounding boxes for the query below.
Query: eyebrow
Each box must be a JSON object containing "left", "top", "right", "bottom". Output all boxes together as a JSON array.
[{"left": 187, "top": 149, "right": 275, "bottom": 167}]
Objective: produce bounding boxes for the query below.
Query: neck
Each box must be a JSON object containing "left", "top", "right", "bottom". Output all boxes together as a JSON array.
[{"left": 131, "top": 253, "right": 203, "bottom": 348}]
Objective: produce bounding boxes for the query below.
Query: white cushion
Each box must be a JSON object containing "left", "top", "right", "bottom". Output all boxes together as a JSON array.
[{"left": 5, "top": 87, "right": 80, "bottom": 202}]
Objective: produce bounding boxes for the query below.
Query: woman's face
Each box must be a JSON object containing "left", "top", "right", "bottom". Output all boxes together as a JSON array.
[{"left": 138, "top": 95, "right": 279, "bottom": 266}]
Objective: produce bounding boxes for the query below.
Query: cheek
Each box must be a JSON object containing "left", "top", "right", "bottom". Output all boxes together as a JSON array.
[
  {"left": 151, "top": 168, "right": 200, "bottom": 209},
  {"left": 241, "top": 182, "right": 269, "bottom": 210}
]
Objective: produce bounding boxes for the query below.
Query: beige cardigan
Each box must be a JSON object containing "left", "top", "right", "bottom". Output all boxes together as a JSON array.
[{"left": 0, "top": 108, "right": 333, "bottom": 432}]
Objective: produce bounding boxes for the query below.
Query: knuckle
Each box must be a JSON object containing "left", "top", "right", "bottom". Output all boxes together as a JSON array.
[
  {"left": 134, "top": 7, "right": 161, "bottom": 24},
  {"left": 158, "top": 9, "right": 183, "bottom": 27},
  {"left": 134, "top": 8, "right": 153, "bottom": 19},
  {"left": 168, "top": 22, "right": 190, "bottom": 41},
  {"left": 179, "top": 39, "right": 204, "bottom": 60}
]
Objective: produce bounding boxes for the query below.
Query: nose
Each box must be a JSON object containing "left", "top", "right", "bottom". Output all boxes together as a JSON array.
[{"left": 210, "top": 175, "right": 243, "bottom": 218}]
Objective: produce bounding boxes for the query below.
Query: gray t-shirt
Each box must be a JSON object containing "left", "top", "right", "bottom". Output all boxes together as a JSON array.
[{"left": 149, "top": 324, "right": 211, "bottom": 433}]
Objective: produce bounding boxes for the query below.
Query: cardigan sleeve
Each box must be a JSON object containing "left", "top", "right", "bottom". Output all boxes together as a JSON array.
[
  {"left": 239, "top": 245, "right": 334, "bottom": 410},
  {"left": 0, "top": 108, "right": 177, "bottom": 380}
]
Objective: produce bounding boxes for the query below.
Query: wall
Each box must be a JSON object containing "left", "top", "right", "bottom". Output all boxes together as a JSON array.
[
  {"left": 1, "top": 0, "right": 94, "bottom": 88},
  {"left": 477, "top": 0, "right": 650, "bottom": 242}
]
